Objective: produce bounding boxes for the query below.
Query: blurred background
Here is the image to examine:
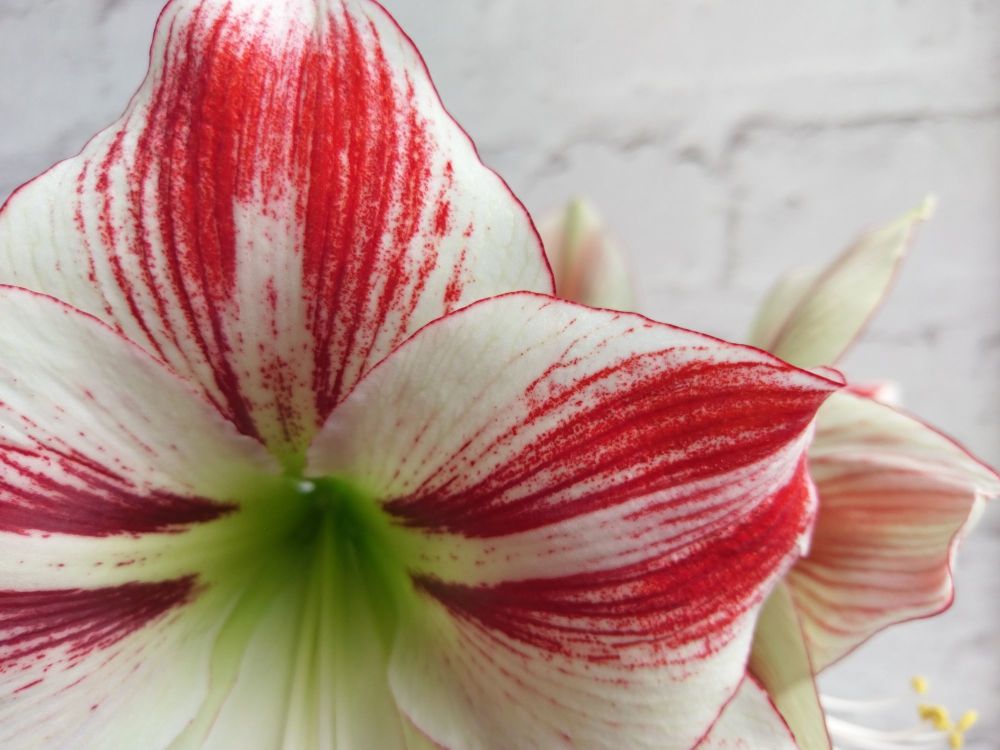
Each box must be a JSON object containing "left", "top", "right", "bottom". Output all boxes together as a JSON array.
[{"left": 1, "top": 1, "right": 997, "bottom": 746}]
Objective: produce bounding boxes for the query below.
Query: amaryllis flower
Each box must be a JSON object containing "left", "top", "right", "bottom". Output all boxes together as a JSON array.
[
  {"left": 740, "top": 201, "right": 999, "bottom": 750},
  {"left": 0, "top": 2, "right": 841, "bottom": 748},
  {"left": 541, "top": 200, "right": 999, "bottom": 749}
]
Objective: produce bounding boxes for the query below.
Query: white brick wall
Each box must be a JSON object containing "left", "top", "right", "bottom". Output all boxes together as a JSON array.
[{"left": 1, "top": 1, "right": 997, "bottom": 745}]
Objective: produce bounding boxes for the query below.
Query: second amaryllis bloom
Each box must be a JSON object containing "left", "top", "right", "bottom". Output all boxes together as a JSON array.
[
  {"left": 0, "top": 1, "right": 839, "bottom": 748},
  {"left": 744, "top": 203, "right": 999, "bottom": 750},
  {"left": 542, "top": 198, "right": 998, "bottom": 749}
]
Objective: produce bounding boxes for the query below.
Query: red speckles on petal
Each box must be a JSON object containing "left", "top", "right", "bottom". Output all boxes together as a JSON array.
[
  {"left": 443, "top": 247, "right": 469, "bottom": 312},
  {"left": 0, "top": 443, "right": 233, "bottom": 537},
  {"left": 387, "top": 355, "right": 827, "bottom": 538},
  {"left": 96, "top": 4, "right": 446, "bottom": 447},
  {"left": 415, "top": 461, "right": 813, "bottom": 663},
  {"left": 0, "top": 1, "right": 551, "bottom": 457},
  {"left": 0, "top": 578, "right": 196, "bottom": 674},
  {"left": 308, "top": 295, "right": 838, "bottom": 733},
  {"left": 433, "top": 200, "right": 452, "bottom": 238},
  {"left": 0, "top": 287, "right": 279, "bottom": 539}
]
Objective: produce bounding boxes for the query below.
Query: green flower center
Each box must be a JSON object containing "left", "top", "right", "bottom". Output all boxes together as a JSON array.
[
  {"left": 292, "top": 477, "right": 416, "bottom": 650},
  {"left": 172, "top": 475, "right": 424, "bottom": 744}
]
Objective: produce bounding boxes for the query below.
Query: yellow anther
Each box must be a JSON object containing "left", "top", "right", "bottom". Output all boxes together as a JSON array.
[
  {"left": 949, "top": 730, "right": 964, "bottom": 749},
  {"left": 956, "top": 709, "right": 978, "bottom": 732},
  {"left": 917, "top": 704, "right": 953, "bottom": 731},
  {"left": 910, "top": 675, "right": 930, "bottom": 695}
]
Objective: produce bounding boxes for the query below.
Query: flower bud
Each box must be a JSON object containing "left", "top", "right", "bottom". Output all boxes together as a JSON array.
[{"left": 540, "top": 199, "right": 636, "bottom": 310}]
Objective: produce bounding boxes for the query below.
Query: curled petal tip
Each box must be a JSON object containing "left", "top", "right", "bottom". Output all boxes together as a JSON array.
[{"left": 915, "top": 193, "right": 937, "bottom": 221}]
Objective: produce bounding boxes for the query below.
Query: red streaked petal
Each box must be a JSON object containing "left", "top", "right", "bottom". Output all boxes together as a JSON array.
[
  {"left": 387, "top": 463, "right": 816, "bottom": 749},
  {"left": 0, "top": 576, "right": 213, "bottom": 748},
  {"left": 389, "top": 592, "right": 757, "bottom": 750},
  {"left": 0, "top": 579, "right": 195, "bottom": 676},
  {"left": 787, "top": 391, "right": 1000, "bottom": 672},
  {"left": 311, "top": 294, "right": 840, "bottom": 545},
  {"left": 0, "top": 282, "right": 299, "bottom": 650},
  {"left": 0, "top": 287, "right": 302, "bottom": 746},
  {"left": 411, "top": 462, "right": 815, "bottom": 658},
  {"left": 310, "top": 293, "right": 841, "bottom": 748},
  {"left": 696, "top": 676, "right": 798, "bottom": 749},
  {"left": 0, "top": 569, "right": 302, "bottom": 750},
  {"left": 0, "top": 0, "right": 551, "bottom": 459},
  {"left": 0, "top": 286, "right": 281, "bottom": 540}
]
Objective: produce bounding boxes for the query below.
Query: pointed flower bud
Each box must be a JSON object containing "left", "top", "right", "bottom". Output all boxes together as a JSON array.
[{"left": 540, "top": 198, "right": 636, "bottom": 310}]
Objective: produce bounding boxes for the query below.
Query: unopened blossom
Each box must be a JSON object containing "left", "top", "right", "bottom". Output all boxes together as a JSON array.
[
  {"left": 544, "top": 199, "right": 998, "bottom": 750},
  {"left": 540, "top": 199, "right": 636, "bottom": 311},
  {"left": 0, "top": 2, "right": 840, "bottom": 748}
]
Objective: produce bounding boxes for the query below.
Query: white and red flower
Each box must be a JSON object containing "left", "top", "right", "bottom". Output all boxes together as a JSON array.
[
  {"left": 743, "top": 203, "right": 999, "bottom": 749},
  {"left": 0, "top": 2, "right": 841, "bottom": 748},
  {"left": 543, "top": 197, "right": 998, "bottom": 749}
]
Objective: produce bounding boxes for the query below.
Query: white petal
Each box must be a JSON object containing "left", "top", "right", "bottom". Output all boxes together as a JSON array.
[
  {"left": 788, "top": 391, "right": 1000, "bottom": 671},
  {"left": 696, "top": 676, "right": 798, "bottom": 750},
  {"left": 0, "top": 285, "right": 291, "bottom": 588},
  {"left": 0, "top": 287, "right": 298, "bottom": 748},
  {"left": 748, "top": 198, "right": 934, "bottom": 368}
]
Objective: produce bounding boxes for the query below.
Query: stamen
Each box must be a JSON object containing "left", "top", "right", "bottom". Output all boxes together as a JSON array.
[
  {"left": 822, "top": 695, "right": 900, "bottom": 715},
  {"left": 826, "top": 715, "right": 950, "bottom": 750},
  {"left": 956, "top": 711, "right": 978, "bottom": 733},
  {"left": 822, "top": 676, "right": 985, "bottom": 750},
  {"left": 917, "top": 704, "right": 953, "bottom": 731},
  {"left": 942, "top": 709, "right": 979, "bottom": 749}
]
